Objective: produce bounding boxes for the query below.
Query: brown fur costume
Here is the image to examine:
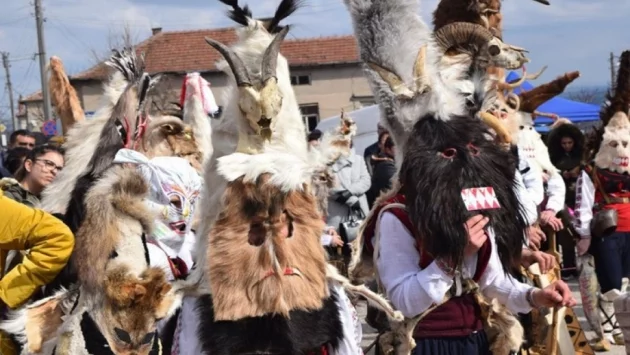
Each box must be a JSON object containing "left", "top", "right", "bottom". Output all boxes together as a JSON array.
[
  {"left": 48, "top": 56, "right": 85, "bottom": 133},
  {"left": 207, "top": 174, "right": 328, "bottom": 320},
  {"left": 72, "top": 166, "right": 153, "bottom": 295},
  {"left": 138, "top": 116, "right": 203, "bottom": 171}
]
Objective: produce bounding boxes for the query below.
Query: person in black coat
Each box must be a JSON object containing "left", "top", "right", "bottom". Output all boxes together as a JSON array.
[
  {"left": 363, "top": 123, "right": 388, "bottom": 175},
  {"left": 367, "top": 136, "right": 396, "bottom": 208}
]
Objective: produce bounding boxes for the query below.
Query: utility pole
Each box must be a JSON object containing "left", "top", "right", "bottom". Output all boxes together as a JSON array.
[
  {"left": 1, "top": 52, "right": 17, "bottom": 131},
  {"left": 34, "top": 0, "right": 52, "bottom": 123}
]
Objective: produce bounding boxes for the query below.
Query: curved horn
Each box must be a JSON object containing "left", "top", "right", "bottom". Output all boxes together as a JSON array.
[
  {"left": 433, "top": 22, "right": 493, "bottom": 53},
  {"left": 480, "top": 112, "right": 512, "bottom": 144},
  {"left": 533, "top": 110, "right": 559, "bottom": 121},
  {"left": 261, "top": 25, "right": 290, "bottom": 83},
  {"left": 525, "top": 65, "right": 547, "bottom": 80},
  {"left": 503, "top": 66, "right": 527, "bottom": 90},
  {"left": 205, "top": 37, "right": 252, "bottom": 87}
]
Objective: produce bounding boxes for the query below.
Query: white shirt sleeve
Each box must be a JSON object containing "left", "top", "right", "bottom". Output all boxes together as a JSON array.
[
  {"left": 321, "top": 233, "right": 333, "bottom": 246},
  {"left": 514, "top": 170, "right": 538, "bottom": 226},
  {"left": 573, "top": 170, "right": 594, "bottom": 238},
  {"left": 520, "top": 159, "right": 545, "bottom": 206},
  {"left": 478, "top": 231, "right": 534, "bottom": 314},
  {"left": 375, "top": 212, "right": 453, "bottom": 318},
  {"left": 544, "top": 173, "right": 566, "bottom": 213}
]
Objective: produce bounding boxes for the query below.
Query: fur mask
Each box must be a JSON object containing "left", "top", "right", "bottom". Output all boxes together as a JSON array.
[
  {"left": 0, "top": 267, "right": 180, "bottom": 355},
  {"left": 208, "top": 152, "right": 328, "bottom": 321},
  {"left": 400, "top": 116, "right": 526, "bottom": 271},
  {"left": 594, "top": 112, "right": 630, "bottom": 173}
]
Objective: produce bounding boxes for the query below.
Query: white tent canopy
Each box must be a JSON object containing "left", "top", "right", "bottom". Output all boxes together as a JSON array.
[{"left": 315, "top": 104, "right": 381, "bottom": 154}]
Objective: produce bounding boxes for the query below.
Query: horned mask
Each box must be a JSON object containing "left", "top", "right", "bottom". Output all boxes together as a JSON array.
[{"left": 205, "top": 26, "right": 289, "bottom": 142}]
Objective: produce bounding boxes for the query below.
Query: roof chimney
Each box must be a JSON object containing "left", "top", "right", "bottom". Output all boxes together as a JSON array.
[{"left": 152, "top": 27, "right": 162, "bottom": 35}]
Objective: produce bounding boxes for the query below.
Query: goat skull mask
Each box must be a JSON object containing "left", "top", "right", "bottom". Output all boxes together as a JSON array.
[
  {"left": 595, "top": 112, "right": 630, "bottom": 173},
  {"left": 205, "top": 26, "right": 289, "bottom": 141}
]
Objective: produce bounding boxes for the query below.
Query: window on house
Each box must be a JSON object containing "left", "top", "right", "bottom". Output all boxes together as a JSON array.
[
  {"left": 300, "top": 104, "right": 320, "bottom": 132},
  {"left": 290, "top": 74, "right": 312, "bottom": 86}
]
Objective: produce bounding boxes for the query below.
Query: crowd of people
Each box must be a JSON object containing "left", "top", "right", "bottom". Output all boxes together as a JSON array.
[{"left": 0, "top": 0, "right": 629, "bottom": 354}]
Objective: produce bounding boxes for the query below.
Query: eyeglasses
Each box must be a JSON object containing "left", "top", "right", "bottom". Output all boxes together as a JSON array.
[{"left": 35, "top": 159, "right": 63, "bottom": 172}]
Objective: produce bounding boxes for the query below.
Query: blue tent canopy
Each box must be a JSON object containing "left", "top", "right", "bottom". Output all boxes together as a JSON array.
[{"left": 505, "top": 71, "right": 601, "bottom": 128}]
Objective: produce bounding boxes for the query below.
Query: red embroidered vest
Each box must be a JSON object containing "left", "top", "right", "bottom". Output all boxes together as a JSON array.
[
  {"left": 583, "top": 165, "right": 630, "bottom": 233},
  {"left": 363, "top": 194, "right": 491, "bottom": 338}
]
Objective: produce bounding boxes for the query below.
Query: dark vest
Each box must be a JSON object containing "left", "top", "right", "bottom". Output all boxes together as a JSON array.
[{"left": 363, "top": 193, "right": 492, "bottom": 338}]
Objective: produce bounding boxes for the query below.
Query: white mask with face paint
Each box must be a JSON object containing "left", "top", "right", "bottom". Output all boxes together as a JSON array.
[
  {"left": 595, "top": 112, "right": 630, "bottom": 174},
  {"left": 113, "top": 149, "right": 203, "bottom": 267}
]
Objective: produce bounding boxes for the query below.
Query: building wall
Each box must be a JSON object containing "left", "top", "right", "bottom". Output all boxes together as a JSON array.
[{"left": 19, "top": 63, "right": 375, "bottom": 133}]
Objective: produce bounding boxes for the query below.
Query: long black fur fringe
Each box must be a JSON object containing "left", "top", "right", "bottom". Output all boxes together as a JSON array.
[
  {"left": 399, "top": 115, "right": 527, "bottom": 273},
  {"left": 196, "top": 288, "right": 343, "bottom": 354}
]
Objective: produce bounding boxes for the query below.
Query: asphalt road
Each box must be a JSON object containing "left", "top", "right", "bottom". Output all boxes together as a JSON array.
[{"left": 358, "top": 279, "right": 627, "bottom": 354}]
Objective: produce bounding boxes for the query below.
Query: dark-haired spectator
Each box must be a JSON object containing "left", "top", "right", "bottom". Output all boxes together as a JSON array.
[
  {"left": 8, "top": 130, "right": 35, "bottom": 150},
  {"left": 4, "top": 148, "right": 30, "bottom": 176},
  {"left": 308, "top": 129, "right": 323, "bottom": 148},
  {"left": 367, "top": 136, "right": 396, "bottom": 207},
  {"left": 2, "top": 145, "right": 64, "bottom": 207},
  {"left": 1, "top": 130, "right": 35, "bottom": 178},
  {"left": 364, "top": 123, "right": 388, "bottom": 175}
]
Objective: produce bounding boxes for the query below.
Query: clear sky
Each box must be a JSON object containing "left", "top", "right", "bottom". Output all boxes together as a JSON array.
[{"left": 0, "top": 0, "right": 628, "bottom": 123}]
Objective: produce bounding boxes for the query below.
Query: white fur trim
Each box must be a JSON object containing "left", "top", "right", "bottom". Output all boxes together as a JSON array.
[{"left": 217, "top": 152, "right": 311, "bottom": 191}]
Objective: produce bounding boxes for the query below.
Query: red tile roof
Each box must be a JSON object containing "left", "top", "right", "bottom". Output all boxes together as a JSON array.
[
  {"left": 70, "top": 27, "right": 360, "bottom": 81},
  {"left": 20, "top": 91, "right": 43, "bottom": 103}
]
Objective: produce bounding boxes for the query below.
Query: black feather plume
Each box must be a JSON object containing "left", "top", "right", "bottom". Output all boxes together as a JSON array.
[
  {"left": 105, "top": 48, "right": 145, "bottom": 83},
  {"left": 218, "top": 0, "right": 252, "bottom": 27},
  {"left": 266, "top": 0, "right": 304, "bottom": 33}
]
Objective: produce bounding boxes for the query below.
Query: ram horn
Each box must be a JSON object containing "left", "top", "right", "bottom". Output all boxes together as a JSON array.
[
  {"left": 480, "top": 111, "right": 512, "bottom": 144},
  {"left": 433, "top": 22, "right": 493, "bottom": 54},
  {"left": 261, "top": 25, "right": 290, "bottom": 84},
  {"left": 413, "top": 45, "right": 429, "bottom": 93},
  {"left": 367, "top": 62, "right": 415, "bottom": 99},
  {"left": 205, "top": 37, "right": 252, "bottom": 87}
]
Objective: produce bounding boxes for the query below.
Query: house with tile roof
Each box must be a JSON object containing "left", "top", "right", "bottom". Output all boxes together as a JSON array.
[{"left": 18, "top": 27, "right": 375, "bottom": 133}]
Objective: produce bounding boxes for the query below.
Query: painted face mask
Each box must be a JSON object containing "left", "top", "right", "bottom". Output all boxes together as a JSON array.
[
  {"left": 113, "top": 149, "right": 203, "bottom": 266},
  {"left": 595, "top": 112, "right": 630, "bottom": 174}
]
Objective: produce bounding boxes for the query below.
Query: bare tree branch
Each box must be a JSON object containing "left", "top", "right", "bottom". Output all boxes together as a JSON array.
[
  {"left": 90, "top": 22, "right": 140, "bottom": 65},
  {"left": 567, "top": 88, "right": 605, "bottom": 104}
]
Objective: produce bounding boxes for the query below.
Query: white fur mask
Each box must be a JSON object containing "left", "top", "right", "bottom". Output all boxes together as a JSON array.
[{"left": 595, "top": 112, "right": 630, "bottom": 174}]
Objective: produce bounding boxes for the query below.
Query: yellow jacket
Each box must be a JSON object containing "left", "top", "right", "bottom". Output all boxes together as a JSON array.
[{"left": 0, "top": 195, "right": 74, "bottom": 308}]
